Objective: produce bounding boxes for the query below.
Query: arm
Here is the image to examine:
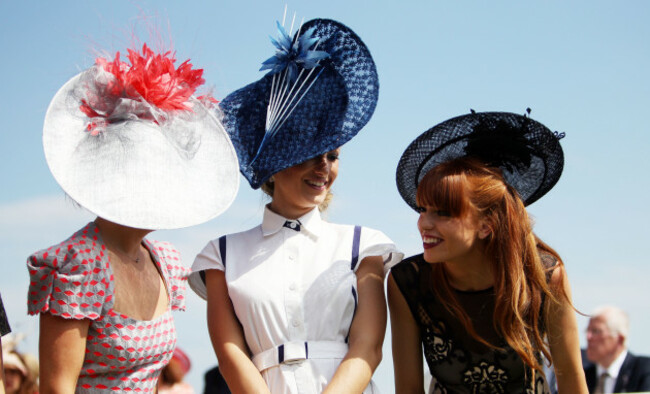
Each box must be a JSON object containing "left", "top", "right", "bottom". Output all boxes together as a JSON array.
[
  {"left": 545, "top": 265, "right": 588, "bottom": 394},
  {"left": 205, "top": 269, "right": 271, "bottom": 394},
  {"left": 387, "top": 273, "right": 425, "bottom": 394},
  {"left": 38, "top": 312, "right": 90, "bottom": 393},
  {"left": 323, "top": 256, "right": 386, "bottom": 394}
]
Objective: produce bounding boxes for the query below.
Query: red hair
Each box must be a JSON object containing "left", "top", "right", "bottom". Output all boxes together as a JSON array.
[{"left": 416, "top": 157, "right": 568, "bottom": 372}]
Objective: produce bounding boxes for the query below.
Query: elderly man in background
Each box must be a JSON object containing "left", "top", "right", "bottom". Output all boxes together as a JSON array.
[{"left": 585, "top": 305, "right": 650, "bottom": 393}]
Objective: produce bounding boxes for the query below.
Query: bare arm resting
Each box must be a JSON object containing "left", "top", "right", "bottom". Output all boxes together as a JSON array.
[
  {"left": 323, "top": 256, "right": 386, "bottom": 393},
  {"left": 387, "top": 272, "right": 425, "bottom": 394},
  {"left": 38, "top": 313, "right": 90, "bottom": 394},
  {"left": 205, "top": 269, "right": 271, "bottom": 394},
  {"left": 545, "top": 265, "right": 588, "bottom": 394}
]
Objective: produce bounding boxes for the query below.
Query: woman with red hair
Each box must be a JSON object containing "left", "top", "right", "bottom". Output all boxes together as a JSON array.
[{"left": 389, "top": 111, "right": 587, "bottom": 393}]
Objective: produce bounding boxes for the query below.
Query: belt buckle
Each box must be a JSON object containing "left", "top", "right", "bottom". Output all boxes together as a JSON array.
[{"left": 280, "top": 342, "right": 308, "bottom": 365}]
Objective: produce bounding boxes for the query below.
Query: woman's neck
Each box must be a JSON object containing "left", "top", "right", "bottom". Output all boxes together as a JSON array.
[
  {"left": 268, "top": 200, "right": 314, "bottom": 220},
  {"left": 94, "top": 217, "right": 152, "bottom": 256},
  {"left": 442, "top": 248, "right": 495, "bottom": 291}
]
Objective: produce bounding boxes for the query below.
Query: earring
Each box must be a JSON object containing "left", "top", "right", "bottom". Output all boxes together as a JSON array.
[{"left": 269, "top": 175, "right": 275, "bottom": 183}]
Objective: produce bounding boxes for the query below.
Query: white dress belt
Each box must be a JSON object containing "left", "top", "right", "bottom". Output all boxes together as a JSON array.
[{"left": 252, "top": 341, "right": 349, "bottom": 372}]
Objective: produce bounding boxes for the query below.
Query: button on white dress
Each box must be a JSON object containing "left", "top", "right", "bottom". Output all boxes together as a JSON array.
[{"left": 190, "top": 207, "right": 403, "bottom": 393}]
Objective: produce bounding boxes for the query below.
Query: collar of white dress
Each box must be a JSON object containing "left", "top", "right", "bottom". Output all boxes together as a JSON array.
[{"left": 261, "top": 205, "right": 322, "bottom": 238}]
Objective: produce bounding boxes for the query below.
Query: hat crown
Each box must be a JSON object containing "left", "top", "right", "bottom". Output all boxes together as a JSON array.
[
  {"left": 43, "top": 44, "right": 240, "bottom": 229},
  {"left": 397, "top": 111, "right": 565, "bottom": 210}
]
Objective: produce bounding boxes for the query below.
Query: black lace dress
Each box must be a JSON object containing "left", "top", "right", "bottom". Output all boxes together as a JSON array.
[{"left": 391, "top": 254, "right": 550, "bottom": 394}]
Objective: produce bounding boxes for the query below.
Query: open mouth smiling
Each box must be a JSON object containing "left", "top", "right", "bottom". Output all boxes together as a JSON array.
[
  {"left": 305, "top": 178, "right": 328, "bottom": 189},
  {"left": 422, "top": 235, "right": 442, "bottom": 249}
]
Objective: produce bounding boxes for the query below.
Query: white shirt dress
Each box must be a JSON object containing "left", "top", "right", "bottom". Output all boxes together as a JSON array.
[{"left": 189, "top": 207, "right": 402, "bottom": 393}]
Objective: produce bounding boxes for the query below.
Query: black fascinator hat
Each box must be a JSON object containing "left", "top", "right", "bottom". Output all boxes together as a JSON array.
[
  {"left": 221, "top": 18, "right": 379, "bottom": 189},
  {"left": 396, "top": 110, "right": 565, "bottom": 210}
]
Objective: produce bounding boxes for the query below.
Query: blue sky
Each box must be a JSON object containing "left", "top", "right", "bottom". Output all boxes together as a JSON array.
[{"left": 1, "top": 1, "right": 649, "bottom": 390}]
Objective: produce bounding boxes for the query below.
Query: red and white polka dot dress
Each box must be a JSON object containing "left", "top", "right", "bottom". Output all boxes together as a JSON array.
[{"left": 27, "top": 222, "right": 190, "bottom": 392}]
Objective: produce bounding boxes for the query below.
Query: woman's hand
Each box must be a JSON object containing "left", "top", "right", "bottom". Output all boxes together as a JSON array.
[
  {"left": 324, "top": 256, "right": 386, "bottom": 394},
  {"left": 38, "top": 313, "right": 90, "bottom": 393},
  {"left": 546, "top": 265, "right": 589, "bottom": 394},
  {"left": 205, "top": 269, "right": 271, "bottom": 394},
  {"left": 387, "top": 272, "right": 425, "bottom": 394}
]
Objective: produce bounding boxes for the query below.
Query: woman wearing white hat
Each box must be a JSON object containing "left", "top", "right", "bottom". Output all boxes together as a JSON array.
[{"left": 27, "top": 43, "right": 239, "bottom": 392}]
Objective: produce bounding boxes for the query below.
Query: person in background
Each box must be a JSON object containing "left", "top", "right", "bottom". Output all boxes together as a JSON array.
[
  {"left": 26, "top": 38, "right": 239, "bottom": 392},
  {"left": 2, "top": 352, "right": 26, "bottom": 394},
  {"left": 158, "top": 347, "right": 195, "bottom": 394},
  {"left": 584, "top": 305, "right": 650, "bottom": 393},
  {"left": 189, "top": 16, "right": 402, "bottom": 393},
  {"left": 3, "top": 352, "right": 37, "bottom": 394},
  {"left": 2, "top": 334, "right": 39, "bottom": 394},
  {"left": 389, "top": 111, "right": 587, "bottom": 393},
  {"left": 19, "top": 353, "right": 38, "bottom": 394}
]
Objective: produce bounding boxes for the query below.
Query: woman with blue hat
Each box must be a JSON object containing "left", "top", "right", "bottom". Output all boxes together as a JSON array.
[
  {"left": 388, "top": 111, "right": 587, "bottom": 393},
  {"left": 189, "top": 17, "right": 402, "bottom": 393}
]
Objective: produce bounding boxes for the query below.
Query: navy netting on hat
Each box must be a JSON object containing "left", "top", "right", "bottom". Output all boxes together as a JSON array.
[
  {"left": 396, "top": 111, "right": 565, "bottom": 210},
  {"left": 221, "top": 18, "right": 379, "bottom": 189}
]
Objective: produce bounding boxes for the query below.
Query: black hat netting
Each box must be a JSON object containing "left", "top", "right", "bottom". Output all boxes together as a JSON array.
[{"left": 396, "top": 111, "right": 564, "bottom": 210}]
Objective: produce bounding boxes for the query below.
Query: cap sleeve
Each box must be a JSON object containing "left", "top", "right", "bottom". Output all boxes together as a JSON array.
[
  {"left": 150, "top": 240, "right": 189, "bottom": 312},
  {"left": 357, "top": 227, "right": 404, "bottom": 275},
  {"left": 389, "top": 255, "right": 423, "bottom": 318},
  {"left": 26, "top": 224, "right": 111, "bottom": 320},
  {"left": 188, "top": 238, "right": 225, "bottom": 300}
]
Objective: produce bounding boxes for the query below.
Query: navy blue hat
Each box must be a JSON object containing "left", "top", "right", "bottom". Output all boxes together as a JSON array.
[
  {"left": 221, "top": 18, "right": 379, "bottom": 189},
  {"left": 396, "top": 111, "right": 565, "bottom": 210}
]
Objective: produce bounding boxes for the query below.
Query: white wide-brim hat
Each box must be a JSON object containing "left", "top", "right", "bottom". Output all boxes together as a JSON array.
[{"left": 43, "top": 69, "right": 240, "bottom": 230}]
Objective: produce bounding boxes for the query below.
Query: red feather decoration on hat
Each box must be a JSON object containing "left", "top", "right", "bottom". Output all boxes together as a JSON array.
[{"left": 80, "top": 44, "right": 214, "bottom": 135}]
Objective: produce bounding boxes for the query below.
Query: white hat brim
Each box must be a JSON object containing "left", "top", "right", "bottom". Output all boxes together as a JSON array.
[{"left": 43, "top": 71, "right": 240, "bottom": 229}]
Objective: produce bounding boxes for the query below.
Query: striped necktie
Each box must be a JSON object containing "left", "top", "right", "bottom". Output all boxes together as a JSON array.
[{"left": 594, "top": 371, "right": 609, "bottom": 394}]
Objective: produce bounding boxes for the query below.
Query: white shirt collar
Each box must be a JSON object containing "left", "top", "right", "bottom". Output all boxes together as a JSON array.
[
  {"left": 261, "top": 205, "right": 322, "bottom": 238},
  {"left": 597, "top": 349, "right": 628, "bottom": 380}
]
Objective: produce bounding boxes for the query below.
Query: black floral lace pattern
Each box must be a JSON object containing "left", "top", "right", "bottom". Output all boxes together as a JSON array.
[
  {"left": 392, "top": 255, "right": 550, "bottom": 394},
  {"left": 463, "top": 362, "right": 509, "bottom": 393},
  {"left": 422, "top": 320, "right": 453, "bottom": 362}
]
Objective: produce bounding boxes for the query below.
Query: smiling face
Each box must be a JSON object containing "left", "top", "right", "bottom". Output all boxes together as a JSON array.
[
  {"left": 417, "top": 205, "right": 488, "bottom": 265},
  {"left": 269, "top": 148, "right": 340, "bottom": 218},
  {"left": 415, "top": 161, "right": 492, "bottom": 266}
]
